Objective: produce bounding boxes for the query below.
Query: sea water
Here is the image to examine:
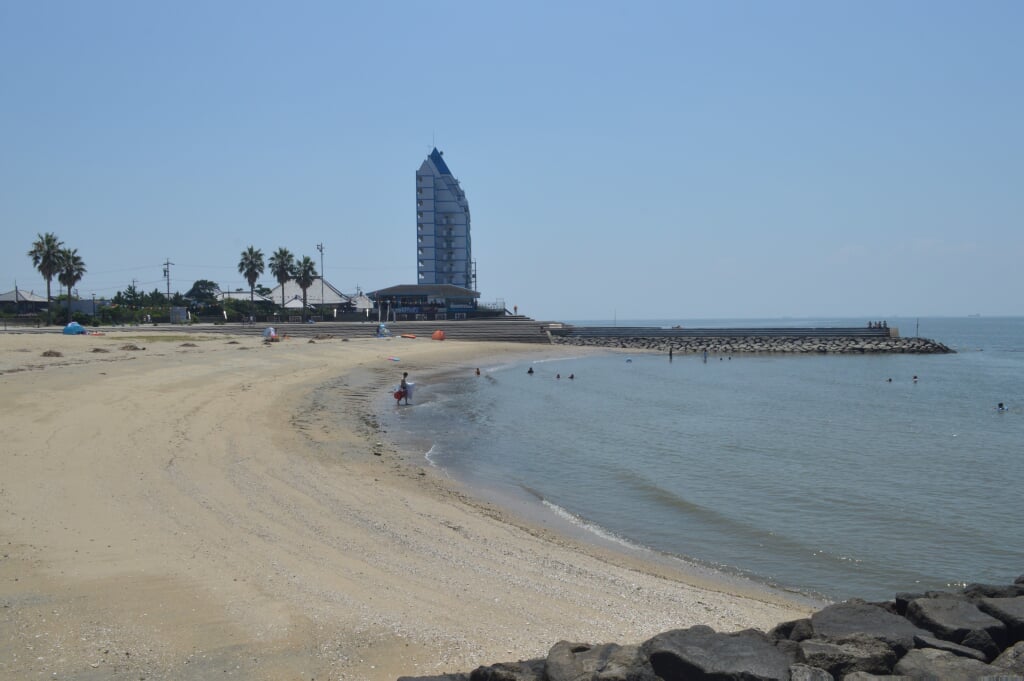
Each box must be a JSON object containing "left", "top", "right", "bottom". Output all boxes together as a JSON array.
[{"left": 379, "top": 317, "right": 1024, "bottom": 601}]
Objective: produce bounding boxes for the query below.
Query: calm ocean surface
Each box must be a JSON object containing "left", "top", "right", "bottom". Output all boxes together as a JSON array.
[{"left": 378, "top": 317, "right": 1024, "bottom": 602}]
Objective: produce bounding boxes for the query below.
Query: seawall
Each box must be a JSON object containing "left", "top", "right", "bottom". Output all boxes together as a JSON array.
[{"left": 547, "top": 326, "right": 953, "bottom": 354}]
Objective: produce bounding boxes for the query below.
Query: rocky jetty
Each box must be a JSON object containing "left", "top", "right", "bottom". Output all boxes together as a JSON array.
[
  {"left": 398, "top": 576, "right": 1024, "bottom": 680},
  {"left": 551, "top": 335, "right": 953, "bottom": 355}
]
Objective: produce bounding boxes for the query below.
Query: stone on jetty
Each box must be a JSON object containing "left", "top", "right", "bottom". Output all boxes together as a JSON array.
[
  {"left": 397, "top": 577, "right": 1024, "bottom": 681},
  {"left": 551, "top": 334, "right": 953, "bottom": 355}
]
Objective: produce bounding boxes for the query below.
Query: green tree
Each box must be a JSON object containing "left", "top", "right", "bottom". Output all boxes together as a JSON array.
[
  {"left": 56, "top": 247, "right": 87, "bottom": 324},
  {"left": 294, "top": 255, "right": 317, "bottom": 321},
  {"left": 267, "top": 247, "right": 295, "bottom": 312},
  {"left": 27, "top": 232, "right": 64, "bottom": 325},
  {"left": 114, "top": 283, "right": 143, "bottom": 309},
  {"left": 146, "top": 289, "right": 167, "bottom": 308},
  {"left": 185, "top": 280, "right": 220, "bottom": 307},
  {"left": 237, "top": 245, "right": 265, "bottom": 316}
]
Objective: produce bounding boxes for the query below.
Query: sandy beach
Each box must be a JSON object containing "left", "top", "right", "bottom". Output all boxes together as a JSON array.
[{"left": 0, "top": 329, "right": 817, "bottom": 680}]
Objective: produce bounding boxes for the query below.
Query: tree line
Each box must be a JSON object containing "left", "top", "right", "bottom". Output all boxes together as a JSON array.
[{"left": 25, "top": 233, "right": 322, "bottom": 325}]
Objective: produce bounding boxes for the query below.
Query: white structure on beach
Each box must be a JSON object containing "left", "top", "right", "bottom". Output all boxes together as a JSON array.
[{"left": 416, "top": 148, "right": 475, "bottom": 290}]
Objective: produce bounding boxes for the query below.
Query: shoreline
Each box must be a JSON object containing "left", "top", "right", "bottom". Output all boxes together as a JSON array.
[
  {"left": 374, "top": 350, "right": 829, "bottom": 608},
  {"left": 0, "top": 330, "right": 818, "bottom": 680}
]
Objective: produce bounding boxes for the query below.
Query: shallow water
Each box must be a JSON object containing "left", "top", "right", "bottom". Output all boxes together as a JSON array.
[{"left": 378, "top": 317, "right": 1024, "bottom": 601}]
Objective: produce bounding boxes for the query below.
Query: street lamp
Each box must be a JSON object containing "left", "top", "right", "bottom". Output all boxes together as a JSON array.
[{"left": 316, "top": 242, "right": 324, "bottom": 321}]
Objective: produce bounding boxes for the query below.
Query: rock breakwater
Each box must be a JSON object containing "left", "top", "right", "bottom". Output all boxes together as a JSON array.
[
  {"left": 551, "top": 335, "right": 953, "bottom": 355},
  {"left": 399, "top": 575, "right": 1024, "bottom": 680}
]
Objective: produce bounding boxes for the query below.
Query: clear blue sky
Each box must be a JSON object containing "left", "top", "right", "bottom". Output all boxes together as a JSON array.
[{"left": 2, "top": 1, "right": 1021, "bottom": 321}]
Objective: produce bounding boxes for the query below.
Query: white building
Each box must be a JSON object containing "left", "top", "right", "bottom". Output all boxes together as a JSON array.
[
  {"left": 416, "top": 148, "right": 475, "bottom": 289},
  {"left": 267, "top": 277, "right": 350, "bottom": 310}
]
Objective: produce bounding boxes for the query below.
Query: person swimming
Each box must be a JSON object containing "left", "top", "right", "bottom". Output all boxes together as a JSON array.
[
  {"left": 527, "top": 367, "right": 534, "bottom": 375},
  {"left": 998, "top": 402, "right": 1006, "bottom": 412}
]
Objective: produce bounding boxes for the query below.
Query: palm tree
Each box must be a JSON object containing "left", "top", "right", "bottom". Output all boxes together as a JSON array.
[
  {"left": 267, "top": 247, "right": 295, "bottom": 313},
  {"left": 294, "top": 255, "right": 318, "bottom": 322},
  {"left": 56, "top": 247, "right": 87, "bottom": 324},
  {"left": 237, "top": 245, "right": 265, "bottom": 318},
  {"left": 27, "top": 232, "right": 64, "bottom": 325}
]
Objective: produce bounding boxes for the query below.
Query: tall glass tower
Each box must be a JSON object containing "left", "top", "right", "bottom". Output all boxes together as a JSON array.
[{"left": 415, "top": 148, "right": 474, "bottom": 289}]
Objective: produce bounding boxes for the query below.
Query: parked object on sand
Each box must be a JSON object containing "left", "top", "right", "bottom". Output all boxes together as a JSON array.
[
  {"left": 63, "top": 321, "right": 86, "bottom": 335},
  {"left": 431, "top": 329, "right": 446, "bottom": 341}
]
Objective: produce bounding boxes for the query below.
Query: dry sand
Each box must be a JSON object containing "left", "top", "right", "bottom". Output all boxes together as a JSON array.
[{"left": 0, "top": 328, "right": 818, "bottom": 680}]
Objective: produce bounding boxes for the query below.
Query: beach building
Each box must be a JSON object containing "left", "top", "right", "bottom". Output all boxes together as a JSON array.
[
  {"left": 416, "top": 148, "right": 475, "bottom": 289},
  {"left": 267, "top": 276, "right": 351, "bottom": 319},
  {"left": 369, "top": 284, "right": 480, "bottom": 321},
  {"left": 0, "top": 287, "right": 49, "bottom": 315}
]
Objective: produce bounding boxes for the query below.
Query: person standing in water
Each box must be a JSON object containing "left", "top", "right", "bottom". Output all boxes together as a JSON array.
[{"left": 400, "top": 371, "right": 410, "bottom": 405}]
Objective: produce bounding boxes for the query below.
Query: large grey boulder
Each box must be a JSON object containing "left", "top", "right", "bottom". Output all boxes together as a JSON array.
[
  {"left": 798, "top": 634, "right": 896, "bottom": 677},
  {"left": 962, "top": 582, "right": 1024, "bottom": 599},
  {"left": 978, "top": 596, "right": 1024, "bottom": 640},
  {"left": 905, "top": 596, "right": 1007, "bottom": 647},
  {"left": 788, "top": 663, "right": 833, "bottom": 681},
  {"left": 544, "top": 641, "right": 658, "bottom": 681},
  {"left": 769, "top": 618, "right": 814, "bottom": 642},
  {"left": 642, "top": 625, "right": 793, "bottom": 680},
  {"left": 960, "top": 628, "right": 1001, "bottom": 661},
  {"left": 467, "top": 659, "right": 545, "bottom": 681},
  {"left": 893, "top": 592, "right": 925, "bottom": 616},
  {"left": 894, "top": 648, "right": 1003, "bottom": 680},
  {"left": 912, "top": 633, "right": 988, "bottom": 661},
  {"left": 810, "top": 600, "right": 929, "bottom": 656},
  {"left": 992, "top": 641, "right": 1024, "bottom": 675}
]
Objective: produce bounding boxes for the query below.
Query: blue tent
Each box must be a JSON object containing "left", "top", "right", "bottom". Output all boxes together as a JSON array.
[{"left": 63, "top": 321, "right": 86, "bottom": 335}]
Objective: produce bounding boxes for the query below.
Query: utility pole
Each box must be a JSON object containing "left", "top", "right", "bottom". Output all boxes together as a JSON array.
[
  {"left": 316, "top": 243, "right": 324, "bottom": 321},
  {"left": 163, "top": 259, "right": 174, "bottom": 321},
  {"left": 163, "top": 259, "right": 174, "bottom": 300}
]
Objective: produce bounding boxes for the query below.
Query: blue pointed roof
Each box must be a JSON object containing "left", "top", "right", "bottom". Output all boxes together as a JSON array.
[{"left": 429, "top": 147, "right": 452, "bottom": 175}]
